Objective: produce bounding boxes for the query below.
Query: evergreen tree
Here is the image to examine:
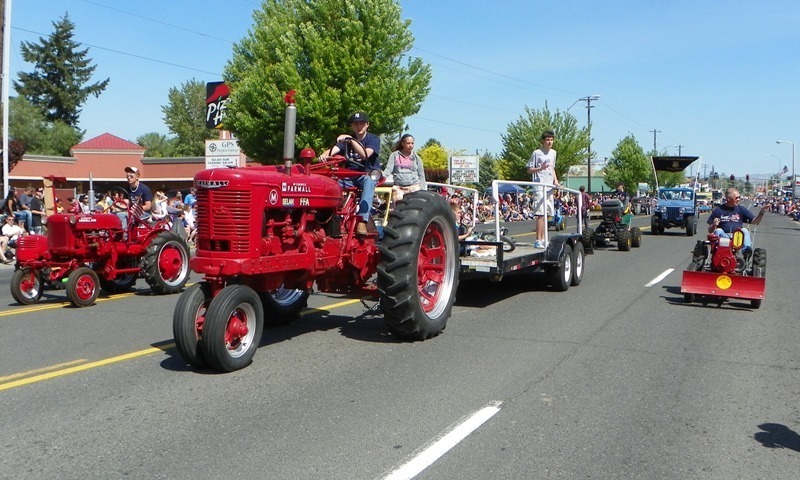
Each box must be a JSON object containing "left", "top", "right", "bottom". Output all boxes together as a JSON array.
[
  {"left": 223, "top": 0, "right": 431, "bottom": 163},
  {"left": 13, "top": 14, "right": 109, "bottom": 128},
  {"left": 478, "top": 151, "right": 498, "bottom": 191},
  {"left": 162, "top": 79, "right": 216, "bottom": 157}
]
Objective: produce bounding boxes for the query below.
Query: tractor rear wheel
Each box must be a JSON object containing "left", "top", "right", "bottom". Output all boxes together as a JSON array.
[
  {"left": 201, "top": 284, "right": 264, "bottom": 372},
  {"left": 143, "top": 231, "right": 190, "bottom": 294},
  {"left": 173, "top": 282, "right": 212, "bottom": 369},
  {"left": 66, "top": 267, "right": 100, "bottom": 307},
  {"left": 258, "top": 287, "right": 309, "bottom": 325},
  {"left": 10, "top": 268, "right": 44, "bottom": 305},
  {"left": 377, "top": 191, "right": 459, "bottom": 341}
]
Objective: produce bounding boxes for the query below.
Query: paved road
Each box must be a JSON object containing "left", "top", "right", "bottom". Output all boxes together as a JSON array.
[{"left": 1, "top": 211, "right": 799, "bottom": 479}]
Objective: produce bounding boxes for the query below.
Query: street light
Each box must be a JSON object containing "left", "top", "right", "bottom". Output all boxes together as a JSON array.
[
  {"left": 572, "top": 95, "right": 600, "bottom": 192},
  {"left": 776, "top": 140, "right": 795, "bottom": 198}
]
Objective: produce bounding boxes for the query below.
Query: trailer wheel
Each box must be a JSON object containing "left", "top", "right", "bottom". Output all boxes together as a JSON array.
[
  {"left": 173, "top": 282, "right": 212, "bottom": 369},
  {"left": 684, "top": 293, "right": 695, "bottom": 304},
  {"left": 201, "top": 285, "right": 264, "bottom": 372},
  {"left": 259, "top": 287, "right": 309, "bottom": 325},
  {"left": 548, "top": 243, "right": 573, "bottom": 292},
  {"left": 143, "top": 231, "right": 190, "bottom": 294},
  {"left": 378, "top": 191, "right": 458, "bottom": 340},
  {"left": 571, "top": 242, "right": 585, "bottom": 286},
  {"left": 617, "top": 229, "right": 632, "bottom": 251},
  {"left": 66, "top": 267, "right": 100, "bottom": 307},
  {"left": 631, "top": 227, "right": 642, "bottom": 248},
  {"left": 10, "top": 268, "right": 44, "bottom": 305}
]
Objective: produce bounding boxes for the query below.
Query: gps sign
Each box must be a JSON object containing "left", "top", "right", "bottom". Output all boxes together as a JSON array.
[{"left": 206, "top": 82, "right": 230, "bottom": 129}]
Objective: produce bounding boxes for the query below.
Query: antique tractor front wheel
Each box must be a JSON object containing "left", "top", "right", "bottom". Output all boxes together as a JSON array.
[
  {"left": 200, "top": 285, "right": 264, "bottom": 372},
  {"left": 66, "top": 267, "right": 100, "bottom": 308},
  {"left": 377, "top": 191, "right": 459, "bottom": 340},
  {"left": 143, "top": 231, "right": 190, "bottom": 294},
  {"left": 173, "top": 282, "right": 212, "bottom": 369},
  {"left": 10, "top": 268, "right": 44, "bottom": 305}
]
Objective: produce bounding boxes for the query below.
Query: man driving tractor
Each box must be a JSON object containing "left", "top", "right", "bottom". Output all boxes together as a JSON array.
[
  {"left": 318, "top": 112, "right": 381, "bottom": 236},
  {"left": 707, "top": 187, "right": 767, "bottom": 251}
]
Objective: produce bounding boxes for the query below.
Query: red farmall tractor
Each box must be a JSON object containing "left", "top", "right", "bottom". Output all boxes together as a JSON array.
[
  {"left": 680, "top": 228, "right": 766, "bottom": 308},
  {"left": 10, "top": 189, "right": 191, "bottom": 308},
  {"left": 173, "top": 93, "right": 459, "bottom": 372}
]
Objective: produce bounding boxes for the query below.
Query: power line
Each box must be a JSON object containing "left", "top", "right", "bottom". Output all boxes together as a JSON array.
[{"left": 13, "top": 26, "right": 221, "bottom": 77}]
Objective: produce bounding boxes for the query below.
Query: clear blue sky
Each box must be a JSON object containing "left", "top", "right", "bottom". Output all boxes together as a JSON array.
[{"left": 10, "top": 0, "right": 800, "bottom": 179}]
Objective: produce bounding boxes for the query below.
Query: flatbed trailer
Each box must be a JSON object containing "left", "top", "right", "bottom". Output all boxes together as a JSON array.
[{"left": 450, "top": 180, "right": 592, "bottom": 291}]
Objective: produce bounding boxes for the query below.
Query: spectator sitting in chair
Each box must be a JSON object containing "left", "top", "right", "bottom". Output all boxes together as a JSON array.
[{"left": 2, "top": 215, "right": 27, "bottom": 250}]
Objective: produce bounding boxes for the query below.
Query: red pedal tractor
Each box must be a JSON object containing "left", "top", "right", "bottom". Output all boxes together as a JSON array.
[
  {"left": 680, "top": 228, "right": 766, "bottom": 308},
  {"left": 10, "top": 188, "right": 191, "bottom": 308}
]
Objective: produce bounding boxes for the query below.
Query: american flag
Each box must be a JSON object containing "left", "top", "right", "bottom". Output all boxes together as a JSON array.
[{"left": 781, "top": 165, "right": 789, "bottom": 175}]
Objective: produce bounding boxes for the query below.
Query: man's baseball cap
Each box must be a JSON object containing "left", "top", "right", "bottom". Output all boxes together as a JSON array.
[
  {"left": 124, "top": 166, "right": 140, "bottom": 174},
  {"left": 349, "top": 112, "right": 369, "bottom": 123}
]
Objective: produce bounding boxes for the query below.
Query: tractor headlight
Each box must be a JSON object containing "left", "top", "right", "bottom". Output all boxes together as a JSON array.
[{"left": 368, "top": 169, "right": 383, "bottom": 182}]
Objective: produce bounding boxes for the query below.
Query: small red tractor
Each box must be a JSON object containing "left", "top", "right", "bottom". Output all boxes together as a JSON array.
[
  {"left": 680, "top": 228, "right": 766, "bottom": 308},
  {"left": 10, "top": 189, "right": 191, "bottom": 308},
  {"left": 173, "top": 92, "right": 459, "bottom": 372}
]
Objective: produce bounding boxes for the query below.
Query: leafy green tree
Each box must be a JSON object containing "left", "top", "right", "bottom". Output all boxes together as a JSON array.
[
  {"left": 477, "top": 151, "right": 499, "bottom": 191},
  {"left": 498, "top": 104, "right": 588, "bottom": 181},
  {"left": 9, "top": 96, "right": 81, "bottom": 156},
  {"left": 417, "top": 142, "right": 448, "bottom": 171},
  {"left": 223, "top": 0, "right": 431, "bottom": 163},
  {"left": 162, "top": 79, "right": 216, "bottom": 157},
  {"left": 137, "top": 132, "right": 175, "bottom": 158},
  {"left": 602, "top": 135, "right": 650, "bottom": 193},
  {"left": 13, "top": 14, "right": 109, "bottom": 127}
]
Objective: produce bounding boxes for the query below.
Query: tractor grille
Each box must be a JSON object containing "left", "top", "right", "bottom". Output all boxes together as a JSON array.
[
  {"left": 666, "top": 207, "right": 682, "bottom": 220},
  {"left": 195, "top": 189, "right": 252, "bottom": 254}
]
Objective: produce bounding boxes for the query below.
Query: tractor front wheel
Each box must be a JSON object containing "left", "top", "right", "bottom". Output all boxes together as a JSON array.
[
  {"left": 201, "top": 285, "right": 264, "bottom": 372},
  {"left": 143, "top": 231, "right": 190, "bottom": 294},
  {"left": 10, "top": 268, "right": 44, "bottom": 305},
  {"left": 173, "top": 282, "right": 212, "bottom": 369},
  {"left": 378, "top": 191, "right": 459, "bottom": 340},
  {"left": 631, "top": 227, "right": 642, "bottom": 248},
  {"left": 66, "top": 267, "right": 100, "bottom": 307}
]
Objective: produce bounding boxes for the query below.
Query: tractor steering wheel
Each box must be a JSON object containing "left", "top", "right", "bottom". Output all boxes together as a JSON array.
[{"left": 338, "top": 137, "right": 368, "bottom": 170}]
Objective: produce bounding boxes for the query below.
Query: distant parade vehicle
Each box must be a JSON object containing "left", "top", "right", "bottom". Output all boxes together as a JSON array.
[{"left": 10, "top": 189, "right": 190, "bottom": 308}]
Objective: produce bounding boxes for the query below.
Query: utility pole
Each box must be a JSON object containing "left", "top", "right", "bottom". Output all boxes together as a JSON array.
[
  {"left": 577, "top": 95, "right": 600, "bottom": 193},
  {"left": 649, "top": 129, "right": 661, "bottom": 153}
]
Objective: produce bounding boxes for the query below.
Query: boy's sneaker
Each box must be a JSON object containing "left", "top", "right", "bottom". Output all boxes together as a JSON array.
[{"left": 533, "top": 240, "right": 545, "bottom": 249}]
